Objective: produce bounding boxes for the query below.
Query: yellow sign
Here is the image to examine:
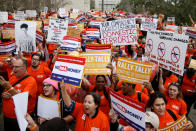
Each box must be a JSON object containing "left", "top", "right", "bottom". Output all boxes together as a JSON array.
[
  {"left": 2, "top": 29, "right": 15, "bottom": 39},
  {"left": 77, "top": 23, "right": 84, "bottom": 31},
  {"left": 159, "top": 115, "right": 187, "bottom": 131},
  {"left": 80, "top": 52, "right": 111, "bottom": 75},
  {"left": 67, "top": 28, "right": 81, "bottom": 39},
  {"left": 189, "top": 59, "right": 196, "bottom": 69},
  {"left": 116, "top": 57, "right": 153, "bottom": 85}
]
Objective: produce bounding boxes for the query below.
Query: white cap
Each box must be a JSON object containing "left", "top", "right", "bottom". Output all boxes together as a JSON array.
[{"left": 145, "top": 111, "right": 159, "bottom": 129}]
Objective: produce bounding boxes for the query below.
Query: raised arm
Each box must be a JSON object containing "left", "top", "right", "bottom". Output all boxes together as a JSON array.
[
  {"left": 158, "top": 68, "right": 165, "bottom": 93},
  {"left": 59, "top": 80, "right": 72, "bottom": 107}
]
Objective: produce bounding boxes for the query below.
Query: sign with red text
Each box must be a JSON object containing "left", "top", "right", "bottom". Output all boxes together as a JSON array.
[
  {"left": 145, "top": 30, "right": 188, "bottom": 76},
  {"left": 110, "top": 88, "right": 145, "bottom": 131},
  {"left": 0, "top": 40, "right": 16, "bottom": 54},
  {"left": 159, "top": 115, "right": 187, "bottom": 131},
  {"left": 60, "top": 36, "right": 81, "bottom": 52},
  {"left": 117, "top": 57, "right": 153, "bottom": 85},
  {"left": 47, "top": 18, "right": 68, "bottom": 44},
  {"left": 85, "top": 44, "right": 111, "bottom": 53},
  {"left": 80, "top": 52, "right": 111, "bottom": 75},
  {"left": 141, "top": 18, "right": 158, "bottom": 31},
  {"left": 100, "top": 18, "right": 137, "bottom": 45}
]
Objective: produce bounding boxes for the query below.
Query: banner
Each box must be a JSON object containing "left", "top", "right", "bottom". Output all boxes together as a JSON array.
[
  {"left": 110, "top": 89, "right": 145, "bottom": 131},
  {"left": 0, "top": 12, "right": 8, "bottom": 23},
  {"left": 80, "top": 52, "right": 111, "bottom": 75},
  {"left": 2, "top": 29, "right": 15, "bottom": 39},
  {"left": 51, "top": 55, "right": 85, "bottom": 87},
  {"left": 0, "top": 40, "right": 16, "bottom": 54},
  {"left": 60, "top": 36, "right": 81, "bottom": 52},
  {"left": 145, "top": 30, "right": 188, "bottom": 76},
  {"left": 159, "top": 115, "right": 187, "bottom": 131},
  {"left": 47, "top": 18, "right": 68, "bottom": 44},
  {"left": 117, "top": 57, "right": 153, "bottom": 85},
  {"left": 15, "top": 21, "right": 36, "bottom": 52},
  {"left": 100, "top": 18, "right": 137, "bottom": 45},
  {"left": 141, "top": 18, "right": 158, "bottom": 31},
  {"left": 85, "top": 44, "right": 111, "bottom": 53}
]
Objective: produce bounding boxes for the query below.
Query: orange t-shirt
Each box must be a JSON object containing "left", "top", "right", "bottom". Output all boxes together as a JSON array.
[
  {"left": 28, "top": 66, "right": 51, "bottom": 96},
  {"left": 135, "top": 84, "right": 149, "bottom": 96},
  {"left": 158, "top": 110, "right": 180, "bottom": 128},
  {"left": 3, "top": 75, "right": 37, "bottom": 118},
  {"left": 72, "top": 103, "right": 110, "bottom": 131},
  {"left": 2, "top": 63, "right": 14, "bottom": 79},
  {"left": 164, "top": 74, "right": 178, "bottom": 90},
  {"left": 117, "top": 90, "right": 149, "bottom": 126},
  {"left": 181, "top": 73, "right": 196, "bottom": 95},
  {"left": 89, "top": 85, "right": 110, "bottom": 120}
]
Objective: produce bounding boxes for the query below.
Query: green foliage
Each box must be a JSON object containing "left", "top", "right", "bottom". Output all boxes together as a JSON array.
[{"left": 116, "top": 0, "right": 196, "bottom": 25}]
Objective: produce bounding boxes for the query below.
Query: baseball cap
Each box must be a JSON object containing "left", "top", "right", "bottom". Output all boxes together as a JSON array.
[{"left": 145, "top": 111, "right": 159, "bottom": 129}]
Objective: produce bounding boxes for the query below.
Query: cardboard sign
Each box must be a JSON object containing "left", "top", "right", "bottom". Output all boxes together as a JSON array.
[
  {"left": 85, "top": 44, "right": 111, "bottom": 53},
  {"left": 15, "top": 21, "right": 36, "bottom": 52},
  {"left": 26, "top": 10, "right": 37, "bottom": 18},
  {"left": 51, "top": 55, "right": 85, "bottom": 87},
  {"left": 80, "top": 52, "right": 111, "bottom": 75},
  {"left": 14, "top": 11, "right": 25, "bottom": 20},
  {"left": 100, "top": 18, "right": 137, "bottom": 45},
  {"left": 189, "top": 59, "right": 196, "bottom": 69},
  {"left": 2, "top": 29, "right": 15, "bottom": 39},
  {"left": 167, "top": 17, "right": 175, "bottom": 22},
  {"left": 159, "top": 115, "right": 187, "bottom": 131},
  {"left": 141, "top": 18, "right": 158, "bottom": 31},
  {"left": 60, "top": 36, "right": 81, "bottom": 52},
  {"left": 0, "top": 40, "right": 16, "bottom": 54},
  {"left": 47, "top": 18, "right": 68, "bottom": 44},
  {"left": 67, "top": 28, "right": 81, "bottom": 39},
  {"left": 145, "top": 30, "right": 188, "bottom": 76},
  {"left": 117, "top": 57, "right": 153, "bottom": 85},
  {"left": 0, "top": 12, "right": 8, "bottom": 23},
  {"left": 110, "top": 88, "right": 145, "bottom": 131}
]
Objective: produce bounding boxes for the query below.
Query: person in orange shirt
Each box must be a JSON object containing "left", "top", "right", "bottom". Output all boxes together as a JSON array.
[
  {"left": 0, "top": 57, "right": 14, "bottom": 79},
  {"left": 0, "top": 57, "right": 37, "bottom": 131},
  {"left": 28, "top": 53, "right": 51, "bottom": 96},
  {"left": 59, "top": 81, "right": 110, "bottom": 131},
  {"left": 181, "top": 68, "right": 196, "bottom": 115},
  {"left": 148, "top": 92, "right": 193, "bottom": 129}
]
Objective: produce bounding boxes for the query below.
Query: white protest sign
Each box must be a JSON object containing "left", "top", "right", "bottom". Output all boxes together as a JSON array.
[
  {"left": 58, "top": 8, "right": 68, "bottom": 18},
  {"left": 47, "top": 18, "right": 68, "bottom": 44},
  {"left": 141, "top": 18, "right": 158, "bottom": 31},
  {"left": 60, "top": 36, "right": 81, "bottom": 52},
  {"left": 145, "top": 30, "right": 188, "bottom": 76},
  {"left": 37, "top": 95, "right": 60, "bottom": 119},
  {"left": 110, "top": 89, "right": 145, "bottom": 130},
  {"left": 167, "top": 17, "right": 175, "bottom": 22},
  {"left": 100, "top": 18, "right": 137, "bottom": 45},
  {"left": 26, "top": 10, "right": 37, "bottom": 18},
  {"left": 0, "top": 12, "right": 8, "bottom": 23},
  {"left": 14, "top": 11, "right": 25, "bottom": 20},
  {"left": 15, "top": 21, "right": 37, "bottom": 52},
  {"left": 13, "top": 92, "right": 28, "bottom": 131},
  {"left": 44, "top": 7, "right": 48, "bottom": 16}
]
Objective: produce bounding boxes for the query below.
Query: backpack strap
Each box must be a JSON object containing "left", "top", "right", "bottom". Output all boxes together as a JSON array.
[
  {"left": 137, "top": 92, "right": 141, "bottom": 102},
  {"left": 12, "top": 75, "right": 30, "bottom": 87},
  {"left": 167, "top": 109, "right": 178, "bottom": 121}
]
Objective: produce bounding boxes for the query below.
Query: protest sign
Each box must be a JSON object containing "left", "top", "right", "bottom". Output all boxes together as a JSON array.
[
  {"left": 67, "top": 28, "right": 81, "bottom": 39},
  {"left": 58, "top": 8, "right": 68, "bottom": 18},
  {"left": 51, "top": 55, "right": 85, "bottom": 87},
  {"left": 85, "top": 44, "right": 111, "bottom": 53},
  {"left": 165, "top": 25, "right": 178, "bottom": 33},
  {"left": 0, "top": 12, "right": 8, "bottom": 23},
  {"left": 117, "top": 57, "right": 153, "bottom": 85},
  {"left": 100, "top": 18, "right": 137, "bottom": 45},
  {"left": 47, "top": 18, "right": 68, "bottom": 44},
  {"left": 145, "top": 30, "right": 188, "bottom": 76},
  {"left": 86, "top": 28, "right": 100, "bottom": 40},
  {"left": 68, "top": 23, "right": 77, "bottom": 28},
  {"left": 110, "top": 88, "right": 145, "bottom": 131},
  {"left": 77, "top": 23, "right": 84, "bottom": 31},
  {"left": 89, "top": 20, "right": 102, "bottom": 28},
  {"left": 0, "top": 40, "right": 16, "bottom": 54},
  {"left": 167, "top": 17, "right": 175, "bottom": 22},
  {"left": 185, "top": 29, "right": 196, "bottom": 38},
  {"left": 15, "top": 21, "right": 36, "bottom": 52},
  {"left": 141, "top": 18, "right": 158, "bottom": 31},
  {"left": 189, "top": 59, "right": 196, "bottom": 69},
  {"left": 159, "top": 115, "right": 187, "bottom": 131},
  {"left": 26, "top": 10, "right": 37, "bottom": 18},
  {"left": 37, "top": 95, "right": 61, "bottom": 119},
  {"left": 2, "top": 29, "right": 15, "bottom": 39},
  {"left": 60, "top": 36, "right": 81, "bottom": 52},
  {"left": 36, "top": 31, "right": 44, "bottom": 42},
  {"left": 14, "top": 11, "right": 25, "bottom": 20},
  {"left": 44, "top": 7, "right": 48, "bottom": 16},
  {"left": 80, "top": 52, "right": 111, "bottom": 75}
]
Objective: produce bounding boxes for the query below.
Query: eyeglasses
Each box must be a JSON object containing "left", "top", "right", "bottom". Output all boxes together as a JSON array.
[{"left": 32, "top": 58, "right": 40, "bottom": 62}]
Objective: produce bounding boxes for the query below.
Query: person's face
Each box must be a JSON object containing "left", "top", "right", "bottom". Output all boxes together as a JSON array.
[
  {"left": 96, "top": 76, "right": 106, "bottom": 90},
  {"left": 83, "top": 95, "right": 97, "bottom": 116},
  {"left": 31, "top": 55, "right": 40, "bottom": 68},
  {"left": 146, "top": 123, "right": 155, "bottom": 131},
  {"left": 13, "top": 59, "right": 26, "bottom": 78},
  {"left": 121, "top": 82, "right": 132, "bottom": 95},
  {"left": 42, "top": 83, "right": 56, "bottom": 97},
  {"left": 168, "top": 85, "right": 179, "bottom": 99},
  {"left": 152, "top": 98, "right": 166, "bottom": 116},
  {"left": 188, "top": 44, "right": 193, "bottom": 51}
]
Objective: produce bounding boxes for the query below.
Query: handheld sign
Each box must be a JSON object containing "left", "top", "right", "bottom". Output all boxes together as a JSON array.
[
  {"left": 2, "top": 29, "right": 15, "bottom": 39},
  {"left": 145, "top": 30, "right": 188, "bottom": 76},
  {"left": 0, "top": 40, "right": 16, "bottom": 54},
  {"left": 116, "top": 57, "right": 153, "bottom": 85},
  {"left": 141, "top": 18, "right": 158, "bottom": 31},
  {"left": 189, "top": 59, "right": 196, "bottom": 69},
  {"left": 110, "top": 88, "right": 145, "bottom": 131},
  {"left": 100, "top": 18, "right": 137, "bottom": 45},
  {"left": 51, "top": 55, "right": 85, "bottom": 87},
  {"left": 0, "top": 12, "right": 8, "bottom": 23},
  {"left": 60, "top": 36, "right": 81, "bottom": 52},
  {"left": 80, "top": 52, "right": 111, "bottom": 75},
  {"left": 167, "top": 17, "right": 175, "bottom": 22},
  {"left": 85, "top": 44, "right": 111, "bottom": 53}
]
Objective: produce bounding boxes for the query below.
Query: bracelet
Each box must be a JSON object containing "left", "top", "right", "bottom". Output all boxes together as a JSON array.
[
  {"left": 30, "top": 124, "right": 37, "bottom": 131},
  {"left": 7, "top": 87, "right": 14, "bottom": 92}
]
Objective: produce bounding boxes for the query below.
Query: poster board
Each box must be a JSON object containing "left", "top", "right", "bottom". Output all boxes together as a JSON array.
[{"left": 0, "top": 12, "right": 8, "bottom": 23}]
